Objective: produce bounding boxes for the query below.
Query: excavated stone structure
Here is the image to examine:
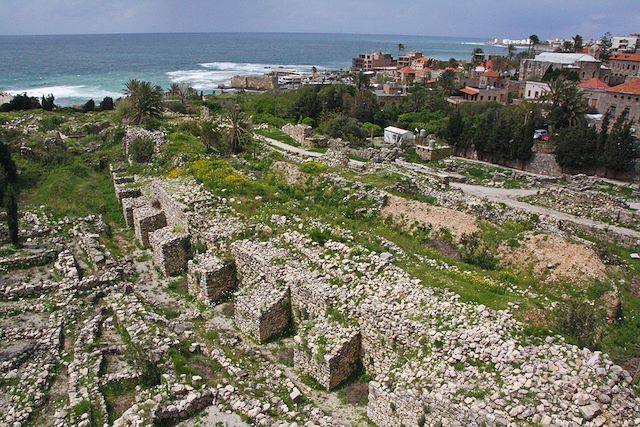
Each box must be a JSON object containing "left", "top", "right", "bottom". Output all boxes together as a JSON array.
[
  {"left": 187, "top": 251, "right": 236, "bottom": 303},
  {"left": 149, "top": 226, "right": 190, "bottom": 276},
  {"left": 234, "top": 283, "right": 291, "bottom": 343},
  {"left": 122, "top": 197, "right": 146, "bottom": 228},
  {"left": 294, "top": 318, "right": 361, "bottom": 390},
  {"left": 133, "top": 206, "right": 167, "bottom": 248}
]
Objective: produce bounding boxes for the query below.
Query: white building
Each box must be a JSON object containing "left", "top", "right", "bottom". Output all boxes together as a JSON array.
[
  {"left": 612, "top": 34, "right": 640, "bottom": 53},
  {"left": 523, "top": 81, "right": 550, "bottom": 100},
  {"left": 384, "top": 126, "right": 414, "bottom": 145}
]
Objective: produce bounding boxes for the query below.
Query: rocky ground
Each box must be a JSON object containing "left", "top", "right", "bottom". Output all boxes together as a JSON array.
[{"left": 2, "top": 110, "right": 640, "bottom": 426}]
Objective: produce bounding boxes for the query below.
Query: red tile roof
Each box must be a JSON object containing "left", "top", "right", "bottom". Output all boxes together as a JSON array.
[
  {"left": 578, "top": 78, "right": 610, "bottom": 90},
  {"left": 399, "top": 66, "right": 416, "bottom": 74},
  {"left": 415, "top": 56, "right": 430, "bottom": 62},
  {"left": 608, "top": 78, "right": 640, "bottom": 95},
  {"left": 484, "top": 59, "right": 494, "bottom": 69},
  {"left": 461, "top": 87, "right": 480, "bottom": 95},
  {"left": 482, "top": 70, "right": 500, "bottom": 78},
  {"left": 612, "top": 53, "right": 640, "bottom": 62}
]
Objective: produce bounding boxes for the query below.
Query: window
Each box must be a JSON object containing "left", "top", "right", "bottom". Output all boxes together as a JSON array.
[{"left": 528, "top": 90, "right": 531, "bottom": 97}]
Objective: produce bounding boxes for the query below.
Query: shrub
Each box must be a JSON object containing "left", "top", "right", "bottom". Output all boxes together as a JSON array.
[
  {"left": 99, "top": 96, "right": 114, "bottom": 111},
  {"left": 39, "top": 115, "right": 64, "bottom": 132},
  {"left": 128, "top": 137, "right": 154, "bottom": 163},
  {"left": 556, "top": 299, "right": 601, "bottom": 349},
  {"left": 300, "top": 161, "right": 327, "bottom": 174},
  {"left": 82, "top": 99, "right": 95, "bottom": 112},
  {"left": 459, "top": 232, "right": 498, "bottom": 270},
  {"left": 0, "top": 93, "right": 41, "bottom": 112}
]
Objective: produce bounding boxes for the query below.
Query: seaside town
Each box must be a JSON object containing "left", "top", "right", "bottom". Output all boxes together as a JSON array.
[{"left": 2, "top": 24, "right": 640, "bottom": 427}]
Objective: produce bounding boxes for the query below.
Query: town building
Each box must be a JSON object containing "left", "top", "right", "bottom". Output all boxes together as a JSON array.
[
  {"left": 612, "top": 34, "right": 640, "bottom": 53},
  {"left": 384, "top": 126, "right": 414, "bottom": 145},
  {"left": 519, "top": 52, "right": 604, "bottom": 82},
  {"left": 397, "top": 51, "right": 423, "bottom": 68},
  {"left": 352, "top": 52, "right": 396, "bottom": 71},
  {"left": 596, "top": 78, "right": 640, "bottom": 136},
  {"left": 398, "top": 66, "right": 416, "bottom": 85},
  {"left": 523, "top": 81, "right": 551, "bottom": 100},
  {"left": 578, "top": 78, "right": 611, "bottom": 110},
  {"left": 608, "top": 53, "right": 640, "bottom": 86}
]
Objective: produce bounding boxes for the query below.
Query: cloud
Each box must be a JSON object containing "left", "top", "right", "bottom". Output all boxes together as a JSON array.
[{"left": 0, "top": 0, "right": 638, "bottom": 38}]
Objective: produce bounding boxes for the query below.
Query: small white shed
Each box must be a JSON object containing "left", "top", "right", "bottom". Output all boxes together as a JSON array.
[{"left": 384, "top": 126, "right": 414, "bottom": 145}]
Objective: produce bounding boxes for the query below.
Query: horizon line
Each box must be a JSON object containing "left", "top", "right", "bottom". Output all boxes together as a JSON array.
[{"left": 0, "top": 30, "right": 507, "bottom": 40}]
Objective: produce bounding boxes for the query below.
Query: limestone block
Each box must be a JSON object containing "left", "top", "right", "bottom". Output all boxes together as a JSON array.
[
  {"left": 149, "top": 226, "right": 190, "bottom": 276},
  {"left": 187, "top": 252, "right": 236, "bottom": 303},
  {"left": 293, "top": 318, "right": 361, "bottom": 390},
  {"left": 112, "top": 173, "right": 135, "bottom": 185},
  {"left": 234, "top": 284, "right": 290, "bottom": 343},
  {"left": 115, "top": 183, "right": 142, "bottom": 203},
  {"left": 122, "top": 197, "right": 146, "bottom": 228},
  {"left": 230, "top": 240, "right": 289, "bottom": 288},
  {"left": 288, "top": 267, "right": 334, "bottom": 322},
  {"left": 133, "top": 206, "right": 167, "bottom": 248}
]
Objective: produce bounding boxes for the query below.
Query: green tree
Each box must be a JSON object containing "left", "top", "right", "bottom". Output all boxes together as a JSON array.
[
  {"left": 438, "top": 69, "right": 457, "bottom": 95},
  {"left": 602, "top": 111, "right": 636, "bottom": 177},
  {"left": 350, "top": 90, "right": 378, "bottom": 123},
  {"left": 595, "top": 110, "right": 611, "bottom": 159},
  {"left": 123, "top": 79, "right": 164, "bottom": 126},
  {"left": 352, "top": 71, "right": 371, "bottom": 90},
  {"left": 555, "top": 125, "right": 597, "bottom": 169},
  {"left": 446, "top": 109, "right": 464, "bottom": 149},
  {"left": 513, "top": 113, "right": 535, "bottom": 163},
  {"left": 82, "top": 99, "right": 95, "bottom": 113},
  {"left": 292, "top": 86, "right": 321, "bottom": 119},
  {"left": 471, "top": 48, "right": 484, "bottom": 64},
  {"left": 99, "top": 97, "right": 114, "bottom": 111},
  {"left": 223, "top": 108, "right": 253, "bottom": 155},
  {"left": 562, "top": 40, "right": 574, "bottom": 53},
  {"left": 398, "top": 43, "right": 405, "bottom": 58},
  {"left": 573, "top": 34, "right": 584, "bottom": 52},
  {"left": 600, "top": 32, "right": 613, "bottom": 61},
  {"left": 542, "top": 76, "right": 587, "bottom": 129},
  {"left": 363, "top": 122, "right": 382, "bottom": 141},
  {"left": 199, "top": 120, "right": 223, "bottom": 153},
  {"left": 41, "top": 94, "right": 55, "bottom": 111},
  {"left": 507, "top": 44, "right": 516, "bottom": 60},
  {"left": 528, "top": 34, "right": 540, "bottom": 56},
  {"left": 0, "top": 140, "right": 19, "bottom": 246}
]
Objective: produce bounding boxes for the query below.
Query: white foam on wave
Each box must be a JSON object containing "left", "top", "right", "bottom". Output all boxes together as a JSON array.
[
  {"left": 168, "top": 62, "right": 323, "bottom": 89},
  {"left": 7, "top": 85, "right": 123, "bottom": 101}
]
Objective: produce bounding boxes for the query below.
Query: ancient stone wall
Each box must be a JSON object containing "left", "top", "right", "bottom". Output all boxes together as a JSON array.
[
  {"left": 133, "top": 206, "right": 167, "bottom": 248},
  {"left": 229, "top": 75, "right": 278, "bottom": 91},
  {"left": 234, "top": 284, "right": 291, "bottom": 343},
  {"left": 187, "top": 252, "right": 237, "bottom": 303},
  {"left": 151, "top": 180, "right": 191, "bottom": 233},
  {"left": 293, "top": 319, "right": 361, "bottom": 390},
  {"left": 122, "top": 197, "right": 146, "bottom": 228},
  {"left": 149, "top": 226, "right": 191, "bottom": 276},
  {"left": 281, "top": 124, "right": 313, "bottom": 146}
]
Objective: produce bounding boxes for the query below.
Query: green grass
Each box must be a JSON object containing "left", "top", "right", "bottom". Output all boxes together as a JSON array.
[{"left": 255, "top": 128, "right": 300, "bottom": 147}]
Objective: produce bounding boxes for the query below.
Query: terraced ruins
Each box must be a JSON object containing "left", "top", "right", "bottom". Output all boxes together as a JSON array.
[{"left": 1, "top": 111, "right": 640, "bottom": 427}]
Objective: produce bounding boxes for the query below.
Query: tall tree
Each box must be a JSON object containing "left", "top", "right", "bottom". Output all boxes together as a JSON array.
[
  {"left": 124, "top": 79, "right": 164, "bottom": 125},
  {"left": 513, "top": 113, "right": 535, "bottom": 164},
  {"left": 596, "top": 110, "right": 611, "bottom": 159},
  {"left": 398, "top": 43, "right": 405, "bottom": 58},
  {"left": 446, "top": 108, "right": 464, "bottom": 149},
  {"left": 438, "top": 69, "right": 457, "bottom": 95},
  {"left": 529, "top": 35, "right": 540, "bottom": 56},
  {"left": 507, "top": 44, "right": 516, "bottom": 60},
  {"left": 602, "top": 111, "right": 636, "bottom": 177},
  {"left": 573, "top": 34, "right": 584, "bottom": 52},
  {"left": 600, "top": 32, "right": 613, "bottom": 61},
  {"left": 0, "top": 139, "right": 19, "bottom": 246},
  {"left": 350, "top": 90, "right": 378, "bottom": 123},
  {"left": 555, "top": 125, "right": 597, "bottom": 169},
  {"left": 562, "top": 40, "right": 575, "bottom": 53},
  {"left": 542, "top": 76, "right": 587, "bottom": 129}
]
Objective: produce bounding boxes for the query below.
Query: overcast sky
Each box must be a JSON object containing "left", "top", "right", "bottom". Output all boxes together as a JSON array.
[{"left": 0, "top": 0, "right": 638, "bottom": 39}]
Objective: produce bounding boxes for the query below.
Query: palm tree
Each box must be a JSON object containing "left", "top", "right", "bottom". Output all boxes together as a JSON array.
[
  {"left": 541, "top": 76, "right": 587, "bottom": 128},
  {"left": 124, "top": 79, "right": 164, "bottom": 125},
  {"left": 562, "top": 41, "right": 574, "bottom": 53},
  {"left": 528, "top": 34, "right": 540, "bottom": 56},
  {"left": 472, "top": 48, "right": 484, "bottom": 64},
  {"left": 507, "top": 43, "right": 516, "bottom": 60},
  {"left": 398, "top": 43, "right": 405, "bottom": 58},
  {"left": 223, "top": 108, "right": 253, "bottom": 155},
  {"left": 573, "top": 34, "right": 584, "bottom": 52}
]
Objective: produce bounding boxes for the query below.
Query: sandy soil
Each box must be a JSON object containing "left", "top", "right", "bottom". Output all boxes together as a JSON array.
[
  {"left": 499, "top": 232, "right": 608, "bottom": 284},
  {"left": 381, "top": 195, "right": 479, "bottom": 241}
]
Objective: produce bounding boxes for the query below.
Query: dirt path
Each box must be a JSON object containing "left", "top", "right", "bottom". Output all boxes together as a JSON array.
[
  {"left": 257, "top": 135, "right": 366, "bottom": 168},
  {"left": 450, "top": 182, "right": 640, "bottom": 241}
]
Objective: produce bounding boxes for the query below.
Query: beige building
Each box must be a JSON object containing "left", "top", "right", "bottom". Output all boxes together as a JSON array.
[
  {"left": 596, "top": 79, "right": 640, "bottom": 135},
  {"left": 519, "top": 52, "right": 603, "bottom": 82},
  {"left": 397, "top": 51, "right": 423, "bottom": 68},
  {"left": 578, "top": 78, "right": 611, "bottom": 110},
  {"left": 608, "top": 53, "right": 640, "bottom": 86},
  {"left": 352, "top": 52, "right": 395, "bottom": 71}
]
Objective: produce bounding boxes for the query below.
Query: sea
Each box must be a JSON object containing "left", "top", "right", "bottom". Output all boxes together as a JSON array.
[{"left": 0, "top": 32, "right": 517, "bottom": 106}]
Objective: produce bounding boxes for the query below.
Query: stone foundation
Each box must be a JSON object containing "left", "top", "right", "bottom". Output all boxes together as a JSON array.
[
  {"left": 115, "top": 184, "right": 142, "bottom": 203},
  {"left": 133, "top": 206, "right": 167, "bottom": 248},
  {"left": 234, "top": 284, "right": 291, "bottom": 343},
  {"left": 122, "top": 197, "right": 146, "bottom": 228},
  {"left": 151, "top": 180, "right": 191, "bottom": 233},
  {"left": 230, "top": 240, "right": 288, "bottom": 288},
  {"left": 294, "top": 319, "right": 361, "bottom": 390},
  {"left": 149, "top": 226, "right": 190, "bottom": 276},
  {"left": 187, "top": 252, "right": 236, "bottom": 303},
  {"left": 288, "top": 267, "right": 334, "bottom": 323}
]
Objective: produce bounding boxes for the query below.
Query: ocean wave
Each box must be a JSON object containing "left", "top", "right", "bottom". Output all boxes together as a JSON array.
[
  {"left": 167, "top": 61, "right": 322, "bottom": 89},
  {"left": 7, "top": 85, "right": 122, "bottom": 101}
]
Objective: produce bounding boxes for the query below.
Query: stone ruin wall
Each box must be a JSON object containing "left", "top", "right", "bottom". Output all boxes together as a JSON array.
[
  {"left": 151, "top": 180, "right": 191, "bottom": 234},
  {"left": 186, "top": 252, "right": 237, "bottom": 304},
  {"left": 149, "top": 226, "right": 190, "bottom": 276},
  {"left": 111, "top": 175, "right": 640, "bottom": 426},
  {"left": 229, "top": 75, "right": 278, "bottom": 91}
]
